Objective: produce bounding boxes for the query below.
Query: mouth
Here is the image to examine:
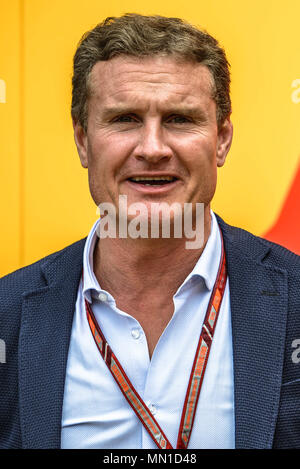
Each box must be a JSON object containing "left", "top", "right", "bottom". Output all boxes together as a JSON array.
[
  {"left": 127, "top": 176, "right": 178, "bottom": 186},
  {"left": 124, "top": 175, "right": 180, "bottom": 195}
]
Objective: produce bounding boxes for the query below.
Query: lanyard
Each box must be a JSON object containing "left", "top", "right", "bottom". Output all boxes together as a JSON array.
[{"left": 84, "top": 231, "right": 227, "bottom": 449}]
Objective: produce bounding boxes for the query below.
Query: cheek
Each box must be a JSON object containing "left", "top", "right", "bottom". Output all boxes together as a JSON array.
[
  {"left": 85, "top": 138, "right": 109, "bottom": 204},
  {"left": 177, "top": 137, "right": 218, "bottom": 201},
  {"left": 85, "top": 138, "right": 115, "bottom": 187},
  {"left": 87, "top": 132, "right": 134, "bottom": 170},
  {"left": 175, "top": 137, "right": 217, "bottom": 174},
  {"left": 86, "top": 134, "right": 134, "bottom": 205}
]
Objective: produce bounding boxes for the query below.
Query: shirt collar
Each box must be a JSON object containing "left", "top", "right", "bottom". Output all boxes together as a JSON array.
[
  {"left": 82, "top": 218, "right": 102, "bottom": 304},
  {"left": 177, "top": 210, "right": 221, "bottom": 292},
  {"left": 82, "top": 210, "right": 221, "bottom": 303}
]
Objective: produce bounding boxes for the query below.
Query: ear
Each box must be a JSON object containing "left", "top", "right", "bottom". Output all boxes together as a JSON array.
[
  {"left": 73, "top": 119, "right": 88, "bottom": 168},
  {"left": 216, "top": 117, "right": 233, "bottom": 167}
]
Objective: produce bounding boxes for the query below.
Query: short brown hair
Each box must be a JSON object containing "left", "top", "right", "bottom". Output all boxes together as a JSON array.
[{"left": 71, "top": 14, "right": 231, "bottom": 131}]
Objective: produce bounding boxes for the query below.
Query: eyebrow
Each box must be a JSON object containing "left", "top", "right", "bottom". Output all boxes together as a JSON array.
[
  {"left": 101, "top": 106, "right": 135, "bottom": 119},
  {"left": 100, "top": 105, "right": 207, "bottom": 120},
  {"left": 165, "top": 106, "right": 207, "bottom": 119}
]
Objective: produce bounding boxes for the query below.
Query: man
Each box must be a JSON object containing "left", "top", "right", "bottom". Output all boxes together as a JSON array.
[{"left": 0, "top": 14, "right": 299, "bottom": 449}]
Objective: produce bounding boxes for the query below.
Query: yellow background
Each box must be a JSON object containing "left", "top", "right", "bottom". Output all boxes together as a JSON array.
[{"left": 1, "top": 0, "right": 299, "bottom": 276}]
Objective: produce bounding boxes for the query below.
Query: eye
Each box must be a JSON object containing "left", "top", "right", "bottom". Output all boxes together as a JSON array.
[
  {"left": 166, "top": 115, "right": 191, "bottom": 124},
  {"left": 113, "top": 114, "right": 138, "bottom": 123}
]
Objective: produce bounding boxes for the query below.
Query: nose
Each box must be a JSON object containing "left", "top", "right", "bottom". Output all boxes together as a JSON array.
[{"left": 133, "top": 120, "right": 173, "bottom": 164}]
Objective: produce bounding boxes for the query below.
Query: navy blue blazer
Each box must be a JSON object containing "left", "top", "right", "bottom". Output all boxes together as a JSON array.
[{"left": 0, "top": 215, "right": 300, "bottom": 449}]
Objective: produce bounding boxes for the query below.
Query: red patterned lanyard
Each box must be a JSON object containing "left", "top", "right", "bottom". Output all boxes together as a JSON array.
[{"left": 84, "top": 231, "right": 227, "bottom": 449}]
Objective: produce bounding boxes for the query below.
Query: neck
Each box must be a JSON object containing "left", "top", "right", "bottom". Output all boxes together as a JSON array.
[{"left": 93, "top": 207, "right": 212, "bottom": 299}]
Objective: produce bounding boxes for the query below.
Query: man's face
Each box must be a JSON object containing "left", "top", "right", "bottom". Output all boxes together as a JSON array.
[{"left": 74, "top": 55, "right": 232, "bottom": 222}]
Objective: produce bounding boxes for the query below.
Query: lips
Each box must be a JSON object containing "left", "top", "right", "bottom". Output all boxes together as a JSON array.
[
  {"left": 127, "top": 175, "right": 178, "bottom": 186},
  {"left": 125, "top": 175, "right": 180, "bottom": 195}
]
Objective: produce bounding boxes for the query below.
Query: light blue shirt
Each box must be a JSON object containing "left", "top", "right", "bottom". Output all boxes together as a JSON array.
[{"left": 61, "top": 211, "right": 235, "bottom": 448}]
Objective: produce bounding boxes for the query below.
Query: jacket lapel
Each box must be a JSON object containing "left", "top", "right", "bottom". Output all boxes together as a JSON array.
[
  {"left": 19, "top": 238, "right": 86, "bottom": 448},
  {"left": 217, "top": 216, "right": 288, "bottom": 448}
]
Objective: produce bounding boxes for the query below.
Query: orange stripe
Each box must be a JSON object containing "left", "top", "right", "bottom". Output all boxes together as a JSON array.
[
  {"left": 195, "top": 344, "right": 207, "bottom": 377},
  {"left": 111, "top": 362, "right": 129, "bottom": 393},
  {"left": 212, "top": 288, "right": 221, "bottom": 310},
  {"left": 209, "top": 308, "right": 216, "bottom": 325},
  {"left": 95, "top": 331, "right": 102, "bottom": 346},
  {"left": 88, "top": 315, "right": 95, "bottom": 335},
  {"left": 127, "top": 390, "right": 160, "bottom": 437},
  {"left": 185, "top": 378, "right": 199, "bottom": 429},
  {"left": 111, "top": 362, "right": 161, "bottom": 438},
  {"left": 184, "top": 344, "right": 208, "bottom": 431}
]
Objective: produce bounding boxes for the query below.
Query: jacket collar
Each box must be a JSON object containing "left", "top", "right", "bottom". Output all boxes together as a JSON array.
[{"left": 19, "top": 216, "right": 288, "bottom": 448}]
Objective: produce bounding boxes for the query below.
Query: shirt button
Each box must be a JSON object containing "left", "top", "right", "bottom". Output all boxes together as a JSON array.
[
  {"left": 149, "top": 404, "right": 157, "bottom": 415},
  {"left": 98, "top": 292, "right": 108, "bottom": 302},
  {"left": 131, "top": 328, "right": 140, "bottom": 339}
]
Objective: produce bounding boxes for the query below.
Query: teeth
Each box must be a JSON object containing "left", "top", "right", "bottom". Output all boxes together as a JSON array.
[{"left": 130, "top": 176, "right": 175, "bottom": 181}]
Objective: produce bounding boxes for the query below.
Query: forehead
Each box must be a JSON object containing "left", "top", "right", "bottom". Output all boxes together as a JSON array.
[{"left": 88, "top": 55, "right": 215, "bottom": 109}]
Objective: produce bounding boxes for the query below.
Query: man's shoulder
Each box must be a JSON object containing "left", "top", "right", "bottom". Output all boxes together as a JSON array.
[
  {"left": 215, "top": 213, "right": 300, "bottom": 273},
  {"left": 0, "top": 237, "right": 87, "bottom": 304}
]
